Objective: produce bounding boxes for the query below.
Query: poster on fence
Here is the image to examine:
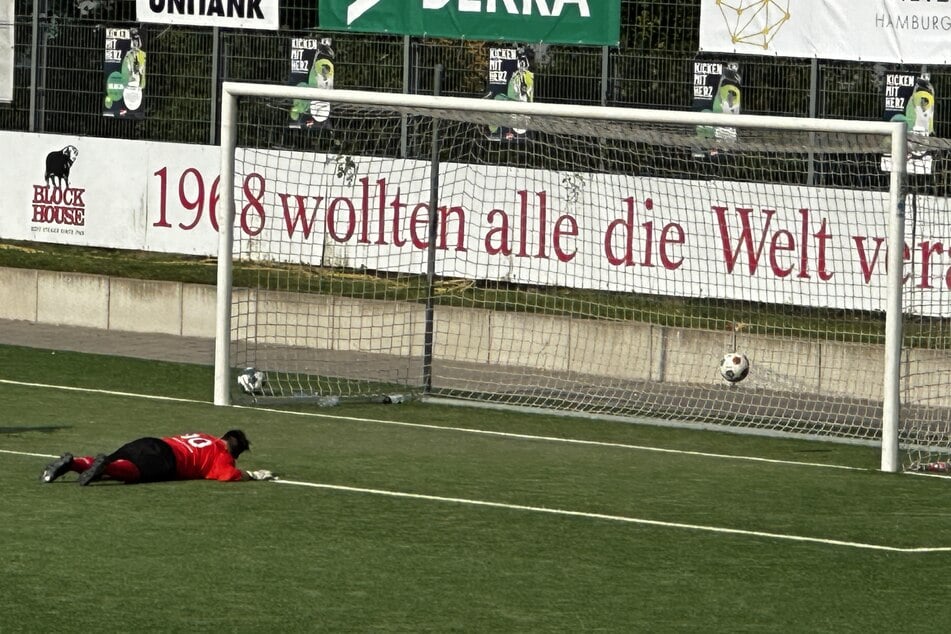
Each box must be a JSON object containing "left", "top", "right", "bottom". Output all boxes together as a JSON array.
[
  {"left": 486, "top": 45, "right": 534, "bottom": 142},
  {"left": 288, "top": 37, "right": 334, "bottom": 130},
  {"left": 692, "top": 60, "right": 741, "bottom": 156},
  {"left": 881, "top": 72, "right": 935, "bottom": 175},
  {"left": 883, "top": 73, "right": 935, "bottom": 138},
  {"left": 103, "top": 27, "right": 146, "bottom": 119},
  {"left": 1, "top": 0, "right": 13, "bottom": 103}
]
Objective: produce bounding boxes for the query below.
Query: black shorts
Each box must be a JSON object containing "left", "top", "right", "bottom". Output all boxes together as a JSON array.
[{"left": 107, "top": 437, "right": 177, "bottom": 483}]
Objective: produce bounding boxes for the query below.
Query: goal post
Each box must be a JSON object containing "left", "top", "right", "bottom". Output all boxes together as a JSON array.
[{"left": 213, "top": 80, "right": 935, "bottom": 474}]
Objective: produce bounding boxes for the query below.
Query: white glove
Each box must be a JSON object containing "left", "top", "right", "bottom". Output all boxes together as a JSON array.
[{"left": 247, "top": 469, "right": 276, "bottom": 481}]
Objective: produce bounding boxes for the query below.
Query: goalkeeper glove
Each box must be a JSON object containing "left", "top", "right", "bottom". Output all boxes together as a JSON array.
[{"left": 247, "top": 469, "right": 276, "bottom": 481}]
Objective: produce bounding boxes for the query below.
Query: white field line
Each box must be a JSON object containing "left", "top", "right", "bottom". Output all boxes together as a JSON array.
[
  {"left": 0, "top": 379, "right": 211, "bottom": 404},
  {"left": 1, "top": 449, "right": 60, "bottom": 459},
  {"left": 273, "top": 479, "right": 951, "bottom": 554},
  {"left": 6, "top": 378, "right": 950, "bottom": 553}
]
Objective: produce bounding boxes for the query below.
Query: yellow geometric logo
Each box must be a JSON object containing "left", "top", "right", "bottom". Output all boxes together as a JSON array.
[{"left": 715, "top": 0, "right": 791, "bottom": 50}]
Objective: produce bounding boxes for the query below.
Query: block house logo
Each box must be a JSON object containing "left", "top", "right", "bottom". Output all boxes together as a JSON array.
[{"left": 33, "top": 145, "right": 86, "bottom": 230}]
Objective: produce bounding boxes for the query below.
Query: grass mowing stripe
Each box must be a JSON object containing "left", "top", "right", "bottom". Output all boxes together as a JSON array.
[
  {"left": 273, "top": 479, "right": 951, "bottom": 554},
  {"left": 0, "top": 377, "right": 870, "bottom": 472}
]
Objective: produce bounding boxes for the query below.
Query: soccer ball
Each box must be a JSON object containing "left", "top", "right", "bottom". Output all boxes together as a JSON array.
[
  {"left": 719, "top": 352, "right": 750, "bottom": 383},
  {"left": 237, "top": 367, "right": 267, "bottom": 394}
]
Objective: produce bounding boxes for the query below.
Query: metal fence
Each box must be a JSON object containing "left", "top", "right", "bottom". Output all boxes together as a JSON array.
[{"left": 2, "top": 1, "right": 949, "bottom": 179}]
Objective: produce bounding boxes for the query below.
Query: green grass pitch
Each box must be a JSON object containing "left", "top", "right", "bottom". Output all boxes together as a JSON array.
[{"left": 0, "top": 344, "right": 948, "bottom": 631}]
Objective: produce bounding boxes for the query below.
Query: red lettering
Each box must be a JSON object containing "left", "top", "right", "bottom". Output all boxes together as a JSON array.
[
  {"left": 278, "top": 193, "right": 324, "bottom": 239},
  {"left": 769, "top": 229, "right": 795, "bottom": 277},
  {"left": 852, "top": 236, "right": 887, "bottom": 283},
  {"left": 659, "top": 223, "right": 684, "bottom": 270},
  {"left": 517, "top": 190, "right": 531, "bottom": 257},
  {"left": 327, "top": 197, "right": 355, "bottom": 242},
  {"left": 410, "top": 203, "right": 429, "bottom": 249},
  {"left": 375, "top": 178, "right": 389, "bottom": 245},
  {"left": 917, "top": 240, "right": 945, "bottom": 289},
  {"left": 604, "top": 197, "right": 638, "bottom": 266},
  {"left": 440, "top": 206, "right": 467, "bottom": 252},
  {"left": 390, "top": 188, "right": 407, "bottom": 247},
  {"left": 240, "top": 173, "right": 266, "bottom": 237},
  {"left": 605, "top": 197, "right": 666, "bottom": 268},
  {"left": 552, "top": 215, "right": 577, "bottom": 263},
  {"left": 485, "top": 208, "right": 511, "bottom": 256},
  {"left": 31, "top": 205, "right": 85, "bottom": 226},
  {"left": 712, "top": 205, "right": 773, "bottom": 274},
  {"left": 31, "top": 185, "right": 86, "bottom": 207}
]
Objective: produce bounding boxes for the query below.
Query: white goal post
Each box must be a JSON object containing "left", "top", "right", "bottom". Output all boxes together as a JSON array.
[{"left": 214, "top": 80, "right": 924, "bottom": 473}]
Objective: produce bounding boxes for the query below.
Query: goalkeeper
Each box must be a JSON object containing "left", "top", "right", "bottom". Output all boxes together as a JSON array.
[{"left": 40, "top": 429, "right": 276, "bottom": 485}]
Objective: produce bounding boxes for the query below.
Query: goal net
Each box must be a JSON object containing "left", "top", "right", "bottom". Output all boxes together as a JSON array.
[{"left": 215, "top": 81, "right": 951, "bottom": 474}]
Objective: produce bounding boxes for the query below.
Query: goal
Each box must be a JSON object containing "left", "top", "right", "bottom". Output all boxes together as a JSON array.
[{"left": 214, "top": 80, "right": 950, "bottom": 474}]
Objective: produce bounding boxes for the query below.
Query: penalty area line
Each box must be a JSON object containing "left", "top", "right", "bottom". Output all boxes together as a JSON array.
[
  {"left": 0, "top": 448, "right": 59, "bottom": 459},
  {"left": 0, "top": 378, "right": 207, "bottom": 405},
  {"left": 273, "top": 478, "right": 951, "bottom": 554},
  {"left": 1, "top": 378, "right": 865, "bottom": 472}
]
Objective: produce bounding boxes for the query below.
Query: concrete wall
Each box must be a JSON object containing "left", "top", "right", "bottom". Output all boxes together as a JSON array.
[
  {"left": 0, "top": 267, "right": 216, "bottom": 337},
  {"left": 1, "top": 266, "right": 945, "bottom": 407}
]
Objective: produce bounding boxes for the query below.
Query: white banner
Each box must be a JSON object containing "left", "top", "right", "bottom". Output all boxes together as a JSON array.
[
  {"left": 136, "top": 0, "right": 279, "bottom": 30},
  {"left": 2, "top": 130, "right": 951, "bottom": 317},
  {"left": 700, "top": 0, "right": 951, "bottom": 64},
  {"left": 0, "top": 0, "right": 13, "bottom": 103}
]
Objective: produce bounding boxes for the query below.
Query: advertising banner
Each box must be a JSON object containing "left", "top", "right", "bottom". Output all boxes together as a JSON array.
[
  {"left": 4, "top": 130, "right": 951, "bottom": 317},
  {"left": 0, "top": 0, "right": 12, "bottom": 103},
  {"left": 486, "top": 45, "right": 534, "bottom": 141},
  {"left": 319, "top": 0, "right": 621, "bottom": 46},
  {"left": 288, "top": 37, "right": 335, "bottom": 129},
  {"left": 103, "top": 27, "right": 146, "bottom": 119},
  {"left": 700, "top": 0, "right": 951, "bottom": 64},
  {"left": 136, "top": 0, "right": 279, "bottom": 30}
]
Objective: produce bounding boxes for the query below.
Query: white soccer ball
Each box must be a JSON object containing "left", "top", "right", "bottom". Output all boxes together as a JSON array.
[
  {"left": 237, "top": 367, "right": 267, "bottom": 394},
  {"left": 719, "top": 352, "right": 750, "bottom": 383}
]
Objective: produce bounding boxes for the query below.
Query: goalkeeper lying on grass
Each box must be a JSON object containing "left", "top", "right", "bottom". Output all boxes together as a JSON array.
[{"left": 40, "top": 429, "right": 276, "bottom": 485}]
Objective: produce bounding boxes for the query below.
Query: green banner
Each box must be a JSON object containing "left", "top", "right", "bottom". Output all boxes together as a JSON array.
[{"left": 319, "top": 0, "right": 620, "bottom": 46}]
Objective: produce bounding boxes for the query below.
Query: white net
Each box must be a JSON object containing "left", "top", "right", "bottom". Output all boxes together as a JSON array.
[
  {"left": 899, "top": 183, "right": 951, "bottom": 474},
  {"left": 223, "top": 89, "right": 951, "bottom": 472}
]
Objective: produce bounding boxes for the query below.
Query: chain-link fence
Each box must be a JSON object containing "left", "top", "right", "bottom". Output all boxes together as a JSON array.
[{"left": 1, "top": 0, "right": 948, "bottom": 190}]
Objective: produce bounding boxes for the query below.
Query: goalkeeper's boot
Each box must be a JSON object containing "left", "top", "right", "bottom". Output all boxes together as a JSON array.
[
  {"left": 40, "top": 453, "right": 74, "bottom": 483},
  {"left": 78, "top": 454, "right": 109, "bottom": 486}
]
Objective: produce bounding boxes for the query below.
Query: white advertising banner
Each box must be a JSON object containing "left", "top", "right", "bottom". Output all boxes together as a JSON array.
[
  {"left": 0, "top": 0, "right": 14, "bottom": 103},
  {"left": 699, "top": 0, "right": 951, "bottom": 64},
  {"left": 136, "top": 0, "right": 279, "bottom": 30},
  {"left": 3, "top": 131, "right": 951, "bottom": 317},
  {"left": 0, "top": 131, "right": 220, "bottom": 255}
]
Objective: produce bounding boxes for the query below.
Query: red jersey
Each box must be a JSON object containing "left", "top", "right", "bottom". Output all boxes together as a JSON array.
[{"left": 162, "top": 433, "right": 244, "bottom": 482}]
